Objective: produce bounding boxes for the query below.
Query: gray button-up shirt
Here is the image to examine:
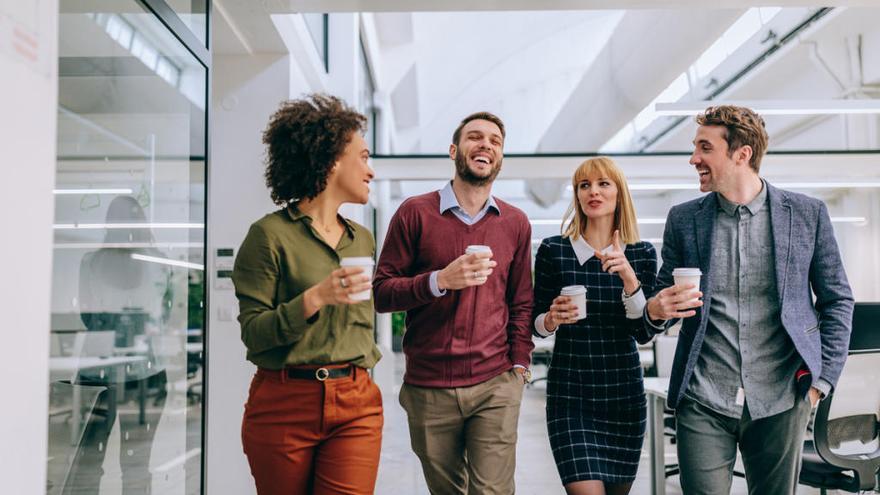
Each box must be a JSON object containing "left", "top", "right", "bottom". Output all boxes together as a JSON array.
[{"left": 686, "top": 182, "right": 803, "bottom": 419}]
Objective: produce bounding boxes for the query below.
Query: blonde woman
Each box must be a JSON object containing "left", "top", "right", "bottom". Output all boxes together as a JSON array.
[{"left": 533, "top": 157, "right": 657, "bottom": 495}]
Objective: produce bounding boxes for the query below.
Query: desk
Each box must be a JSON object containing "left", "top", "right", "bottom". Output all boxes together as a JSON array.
[
  {"left": 49, "top": 356, "right": 148, "bottom": 443},
  {"left": 49, "top": 356, "right": 148, "bottom": 381},
  {"left": 644, "top": 377, "right": 670, "bottom": 495},
  {"left": 639, "top": 347, "right": 654, "bottom": 370}
]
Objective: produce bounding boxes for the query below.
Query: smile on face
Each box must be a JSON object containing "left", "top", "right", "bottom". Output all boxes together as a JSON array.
[
  {"left": 330, "top": 132, "right": 374, "bottom": 204},
  {"left": 450, "top": 119, "right": 504, "bottom": 179},
  {"left": 690, "top": 125, "right": 740, "bottom": 194},
  {"left": 577, "top": 171, "right": 619, "bottom": 220}
]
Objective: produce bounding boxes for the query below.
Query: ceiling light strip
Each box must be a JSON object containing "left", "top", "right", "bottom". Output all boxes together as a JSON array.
[
  {"left": 53, "top": 223, "right": 204, "bottom": 230},
  {"left": 531, "top": 217, "right": 866, "bottom": 226},
  {"left": 130, "top": 253, "right": 204, "bottom": 271},
  {"left": 53, "top": 188, "right": 134, "bottom": 195},
  {"left": 655, "top": 100, "right": 880, "bottom": 116}
]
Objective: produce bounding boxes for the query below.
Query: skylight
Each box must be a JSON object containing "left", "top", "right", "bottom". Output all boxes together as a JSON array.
[{"left": 599, "top": 7, "right": 785, "bottom": 152}]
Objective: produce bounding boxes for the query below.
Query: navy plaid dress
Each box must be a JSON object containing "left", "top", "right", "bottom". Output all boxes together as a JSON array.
[{"left": 533, "top": 236, "right": 658, "bottom": 484}]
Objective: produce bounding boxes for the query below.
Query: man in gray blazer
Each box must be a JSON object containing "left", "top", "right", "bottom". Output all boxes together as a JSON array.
[{"left": 645, "top": 105, "right": 854, "bottom": 494}]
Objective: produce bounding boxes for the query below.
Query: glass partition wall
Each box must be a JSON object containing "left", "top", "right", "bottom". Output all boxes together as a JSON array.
[{"left": 48, "top": 1, "right": 207, "bottom": 494}]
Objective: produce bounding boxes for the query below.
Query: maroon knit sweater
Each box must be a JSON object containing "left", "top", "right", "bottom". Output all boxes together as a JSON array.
[{"left": 374, "top": 191, "right": 534, "bottom": 388}]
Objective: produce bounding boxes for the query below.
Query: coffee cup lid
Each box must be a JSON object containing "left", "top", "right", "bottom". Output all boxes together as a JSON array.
[
  {"left": 672, "top": 268, "right": 702, "bottom": 276},
  {"left": 465, "top": 245, "right": 492, "bottom": 253},
  {"left": 340, "top": 256, "right": 375, "bottom": 266},
  {"left": 560, "top": 285, "right": 586, "bottom": 295}
]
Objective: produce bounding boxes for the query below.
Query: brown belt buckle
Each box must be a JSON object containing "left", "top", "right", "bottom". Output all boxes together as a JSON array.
[{"left": 315, "top": 368, "right": 330, "bottom": 381}]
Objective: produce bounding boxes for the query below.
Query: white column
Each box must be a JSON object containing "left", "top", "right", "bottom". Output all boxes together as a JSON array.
[
  {"left": 374, "top": 179, "right": 394, "bottom": 351},
  {"left": 0, "top": 1, "right": 58, "bottom": 493},
  {"left": 327, "top": 13, "right": 370, "bottom": 225},
  {"left": 206, "top": 54, "right": 292, "bottom": 495}
]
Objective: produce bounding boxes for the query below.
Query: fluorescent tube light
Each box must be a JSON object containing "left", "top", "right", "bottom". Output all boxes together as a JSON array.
[
  {"left": 53, "top": 223, "right": 204, "bottom": 230},
  {"left": 54, "top": 242, "right": 204, "bottom": 249},
  {"left": 655, "top": 100, "right": 880, "bottom": 116},
  {"left": 130, "top": 253, "right": 204, "bottom": 271},
  {"left": 574, "top": 183, "right": 880, "bottom": 192},
  {"left": 53, "top": 188, "right": 134, "bottom": 195},
  {"left": 532, "top": 217, "right": 866, "bottom": 227}
]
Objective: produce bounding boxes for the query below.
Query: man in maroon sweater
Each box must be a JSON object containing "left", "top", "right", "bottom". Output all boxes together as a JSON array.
[{"left": 374, "top": 112, "right": 534, "bottom": 495}]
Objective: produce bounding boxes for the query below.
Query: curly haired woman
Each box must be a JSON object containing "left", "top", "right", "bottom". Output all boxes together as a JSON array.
[{"left": 232, "top": 94, "right": 382, "bottom": 495}]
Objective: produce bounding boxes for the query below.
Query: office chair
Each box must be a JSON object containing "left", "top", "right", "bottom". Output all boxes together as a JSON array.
[{"left": 799, "top": 303, "right": 880, "bottom": 493}]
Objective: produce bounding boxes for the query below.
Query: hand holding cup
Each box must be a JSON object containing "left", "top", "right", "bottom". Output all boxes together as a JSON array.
[
  {"left": 437, "top": 245, "right": 497, "bottom": 290},
  {"left": 340, "top": 257, "right": 375, "bottom": 301},
  {"left": 545, "top": 294, "right": 579, "bottom": 331},
  {"left": 646, "top": 268, "right": 703, "bottom": 321},
  {"left": 308, "top": 265, "right": 372, "bottom": 309}
]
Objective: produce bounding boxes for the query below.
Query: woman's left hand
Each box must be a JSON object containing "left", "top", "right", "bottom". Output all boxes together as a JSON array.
[{"left": 595, "top": 230, "right": 639, "bottom": 293}]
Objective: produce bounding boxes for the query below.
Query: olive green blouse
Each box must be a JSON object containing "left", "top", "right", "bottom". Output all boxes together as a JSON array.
[{"left": 232, "top": 205, "right": 381, "bottom": 370}]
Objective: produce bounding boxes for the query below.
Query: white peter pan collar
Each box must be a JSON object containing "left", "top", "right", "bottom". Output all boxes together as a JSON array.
[{"left": 569, "top": 236, "right": 612, "bottom": 266}]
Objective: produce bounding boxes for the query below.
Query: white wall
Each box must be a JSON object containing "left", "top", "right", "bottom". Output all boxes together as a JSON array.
[
  {"left": 206, "top": 54, "right": 292, "bottom": 495},
  {"left": 0, "top": 1, "right": 58, "bottom": 493}
]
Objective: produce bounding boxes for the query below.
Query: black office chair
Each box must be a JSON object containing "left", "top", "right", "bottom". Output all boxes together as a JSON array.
[{"left": 799, "top": 303, "right": 880, "bottom": 494}]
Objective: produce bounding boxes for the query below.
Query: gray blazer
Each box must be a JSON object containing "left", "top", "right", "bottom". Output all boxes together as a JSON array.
[{"left": 653, "top": 181, "right": 854, "bottom": 409}]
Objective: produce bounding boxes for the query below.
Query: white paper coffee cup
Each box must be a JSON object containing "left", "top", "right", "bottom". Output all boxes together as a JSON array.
[
  {"left": 340, "top": 257, "right": 375, "bottom": 301},
  {"left": 673, "top": 268, "right": 702, "bottom": 306},
  {"left": 672, "top": 267, "right": 702, "bottom": 289},
  {"left": 560, "top": 285, "right": 587, "bottom": 320},
  {"left": 465, "top": 245, "right": 492, "bottom": 256}
]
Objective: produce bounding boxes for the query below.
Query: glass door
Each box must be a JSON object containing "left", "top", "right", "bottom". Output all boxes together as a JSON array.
[{"left": 48, "top": 1, "right": 206, "bottom": 493}]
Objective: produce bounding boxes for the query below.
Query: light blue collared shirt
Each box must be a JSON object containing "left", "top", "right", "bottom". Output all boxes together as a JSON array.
[
  {"left": 429, "top": 181, "right": 500, "bottom": 297},
  {"left": 438, "top": 180, "right": 500, "bottom": 225}
]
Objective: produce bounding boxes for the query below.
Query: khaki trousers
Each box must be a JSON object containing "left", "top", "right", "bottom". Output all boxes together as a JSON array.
[
  {"left": 399, "top": 369, "right": 524, "bottom": 495},
  {"left": 242, "top": 365, "right": 383, "bottom": 495}
]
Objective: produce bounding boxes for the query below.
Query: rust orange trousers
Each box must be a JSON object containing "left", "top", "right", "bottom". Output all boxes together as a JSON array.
[{"left": 242, "top": 365, "right": 384, "bottom": 495}]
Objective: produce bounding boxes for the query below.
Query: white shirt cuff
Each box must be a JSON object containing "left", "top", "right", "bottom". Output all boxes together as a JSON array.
[
  {"left": 622, "top": 287, "right": 647, "bottom": 319},
  {"left": 644, "top": 307, "right": 668, "bottom": 330},
  {"left": 534, "top": 313, "right": 555, "bottom": 337},
  {"left": 429, "top": 270, "right": 446, "bottom": 298}
]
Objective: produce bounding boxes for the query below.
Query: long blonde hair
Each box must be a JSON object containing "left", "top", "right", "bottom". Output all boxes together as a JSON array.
[{"left": 561, "top": 156, "right": 640, "bottom": 244}]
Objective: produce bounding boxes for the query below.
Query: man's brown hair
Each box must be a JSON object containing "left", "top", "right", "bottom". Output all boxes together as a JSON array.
[
  {"left": 696, "top": 105, "right": 768, "bottom": 173},
  {"left": 451, "top": 111, "right": 506, "bottom": 146}
]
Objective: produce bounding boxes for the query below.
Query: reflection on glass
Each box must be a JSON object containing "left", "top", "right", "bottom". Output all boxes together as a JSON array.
[
  {"left": 303, "top": 13, "right": 328, "bottom": 71},
  {"left": 165, "top": 0, "right": 208, "bottom": 46},
  {"left": 65, "top": 196, "right": 170, "bottom": 493},
  {"left": 49, "top": 1, "right": 205, "bottom": 494},
  {"left": 358, "top": 37, "right": 375, "bottom": 152}
]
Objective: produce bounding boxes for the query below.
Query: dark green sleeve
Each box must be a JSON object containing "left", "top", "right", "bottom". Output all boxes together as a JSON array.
[{"left": 232, "top": 223, "right": 316, "bottom": 354}]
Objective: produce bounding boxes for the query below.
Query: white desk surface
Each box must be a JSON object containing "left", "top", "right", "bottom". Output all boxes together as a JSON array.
[
  {"left": 644, "top": 377, "right": 670, "bottom": 399},
  {"left": 49, "top": 355, "right": 147, "bottom": 373}
]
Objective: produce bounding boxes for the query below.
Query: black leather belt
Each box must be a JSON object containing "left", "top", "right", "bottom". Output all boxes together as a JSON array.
[{"left": 286, "top": 366, "right": 352, "bottom": 381}]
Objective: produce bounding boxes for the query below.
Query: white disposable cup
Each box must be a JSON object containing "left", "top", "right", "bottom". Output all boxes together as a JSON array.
[
  {"left": 465, "top": 245, "right": 492, "bottom": 281},
  {"left": 673, "top": 268, "right": 702, "bottom": 305},
  {"left": 465, "top": 245, "right": 492, "bottom": 256},
  {"left": 559, "top": 285, "right": 587, "bottom": 320},
  {"left": 340, "top": 257, "right": 375, "bottom": 301}
]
